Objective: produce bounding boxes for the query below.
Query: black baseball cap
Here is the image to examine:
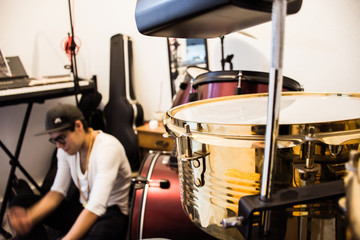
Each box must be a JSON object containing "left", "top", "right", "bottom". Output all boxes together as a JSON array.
[{"left": 36, "top": 103, "right": 84, "bottom": 136}]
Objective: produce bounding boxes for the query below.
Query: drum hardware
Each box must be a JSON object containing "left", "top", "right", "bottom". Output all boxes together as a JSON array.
[
  {"left": 260, "top": 0, "right": 286, "bottom": 201},
  {"left": 131, "top": 175, "right": 170, "bottom": 190},
  {"left": 327, "top": 163, "right": 347, "bottom": 179},
  {"left": 179, "top": 124, "right": 208, "bottom": 187},
  {"left": 329, "top": 145, "right": 343, "bottom": 157},
  {"left": 235, "top": 72, "right": 243, "bottom": 95},
  {"left": 187, "top": 78, "right": 198, "bottom": 102},
  {"left": 294, "top": 126, "right": 321, "bottom": 186},
  {"left": 221, "top": 216, "right": 245, "bottom": 228},
  {"left": 343, "top": 150, "right": 360, "bottom": 240},
  {"left": 258, "top": 0, "right": 288, "bottom": 235},
  {"left": 293, "top": 164, "right": 320, "bottom": 187},
  {"left": 220, "top": 179, "right": 345, "bottom": 239}
]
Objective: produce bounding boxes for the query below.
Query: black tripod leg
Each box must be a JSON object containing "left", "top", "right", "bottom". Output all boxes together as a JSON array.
[
  {"left": 0, "top": 227, "right": 12, "bottom": 239},
  {"left": 0, "top": 141, "right": 44, "bottom": 196},
  {"left": 0, "top": 144, "right": 17, "bottom": 239},
  {"left": 0, "top": 102, "right": 33, "bottom": 239}
]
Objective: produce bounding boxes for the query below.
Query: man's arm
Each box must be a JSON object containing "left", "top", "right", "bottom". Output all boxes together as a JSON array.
[
  {"left": 62, "top": 208, "right": 99, "bottom": 240},
  {"left": 8, "top": 191, "right": 64, "bottom": 235}
]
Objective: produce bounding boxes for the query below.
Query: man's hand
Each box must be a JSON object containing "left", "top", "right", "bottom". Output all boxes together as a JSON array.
[{"left": 7, "top": 206, "right": 33, "bottom": 236}]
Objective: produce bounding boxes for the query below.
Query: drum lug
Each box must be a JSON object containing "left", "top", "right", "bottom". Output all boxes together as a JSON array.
[
  {"left": 180, "top": 124, "right": 208, "bottom": 187},
  {"left": 235, "top": 72, "right": 243, "bottom": 95},
  {"left": 194, "top": 151, "right": 208, "bottom": 187},
  {"left": 180, "top": 151, "right": 208, "bottom": 187}
]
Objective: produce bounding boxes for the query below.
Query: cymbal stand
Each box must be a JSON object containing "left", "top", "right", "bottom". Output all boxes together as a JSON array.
[
  {"left": 220, "top": 36, "right": 234, "bottom": 71},
  {"left": 259, "top": 0, "right": 287, "bottom": 236},
  {"left": 220, "top": 36, "right": 225, "bottom": 70},
  {"left": 67, "top": 0, "right": 80, "bottom": 107}
]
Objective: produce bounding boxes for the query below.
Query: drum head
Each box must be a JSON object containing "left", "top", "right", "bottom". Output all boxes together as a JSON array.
[{"left": 166, "top": 92, "right": 360, "bottom": 147}]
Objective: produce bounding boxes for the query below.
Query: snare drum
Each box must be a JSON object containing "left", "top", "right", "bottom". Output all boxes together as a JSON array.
[
  {"left": 129, "top": 151, "right": 216, "bottom": 240},
  {"left": 164, "top": 92, "right": 360, "bottom": 239}
]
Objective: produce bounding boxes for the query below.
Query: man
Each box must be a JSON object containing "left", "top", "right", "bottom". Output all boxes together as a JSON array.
[{"left": 8, "top": 103, "right": 132, "bottom": 239}]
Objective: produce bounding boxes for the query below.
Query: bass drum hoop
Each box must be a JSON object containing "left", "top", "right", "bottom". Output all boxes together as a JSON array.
[{"left": 193, "top": 70, "right": 303, "bottom": 91}]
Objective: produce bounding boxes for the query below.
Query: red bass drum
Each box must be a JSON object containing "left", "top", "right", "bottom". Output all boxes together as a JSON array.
[
  {"left": 172, "top": 66, "right": 209, "bottom": 108},
  {"left": 172, "top": 70, "right": 303, "bottom": 107},
  {"left": 129, "top": 151, "right": 215, "bottom": 240}
]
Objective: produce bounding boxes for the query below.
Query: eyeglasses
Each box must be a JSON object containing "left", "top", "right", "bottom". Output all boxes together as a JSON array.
[{"left": 49, "top": 133, "right": 67, "bottom": 145}]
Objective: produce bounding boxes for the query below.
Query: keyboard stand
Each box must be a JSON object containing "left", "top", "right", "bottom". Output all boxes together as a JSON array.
[{"left": 0, "top": 102, "right": 45, "bottom": 238}]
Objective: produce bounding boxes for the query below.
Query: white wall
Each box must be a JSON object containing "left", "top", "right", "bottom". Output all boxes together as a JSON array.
[{"left": 0, "top": 0, "right": 359, "bottom": 202}]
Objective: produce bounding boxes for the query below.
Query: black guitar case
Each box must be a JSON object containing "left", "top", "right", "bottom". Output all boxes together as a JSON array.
[
  {"left": 103, "top": 34, "right": 144, "bottom": 171},
  {"left": 127, "top": 38, "right": 144, "bottom": 128}
]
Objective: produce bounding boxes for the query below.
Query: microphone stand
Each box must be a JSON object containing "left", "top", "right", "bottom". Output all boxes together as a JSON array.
[
  {"left": 220, "top": 36, "right": 225, "bottom": 71},
  {"left": 220, "top": 36, "right": 234, "bottom": 71},
  {"left": 67, "top": 0, "right": 80, "bottom": 107}
]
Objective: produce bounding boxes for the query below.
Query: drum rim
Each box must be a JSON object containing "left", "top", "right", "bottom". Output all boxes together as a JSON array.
[
  {"left": 193, "top": 70, "right": 303, "bottom": 91},
  {"left": 164, "top": 92, "right": 360, "bottom": 146}
]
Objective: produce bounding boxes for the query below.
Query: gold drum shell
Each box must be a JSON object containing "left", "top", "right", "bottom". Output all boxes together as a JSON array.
[{"left": 164, "top": 92, "right": 360, "bottom": 240}]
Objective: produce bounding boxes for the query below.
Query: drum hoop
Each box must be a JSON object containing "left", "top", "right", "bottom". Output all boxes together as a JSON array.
[
  {"left": 193, "top": 70, "right": 302, "bottom": 91},
  {"left": 164, "top": 92, "right": 360, "bottom": 146},
  {"left": 137, "top": 151, "right": 166, "bottom": 239}
]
